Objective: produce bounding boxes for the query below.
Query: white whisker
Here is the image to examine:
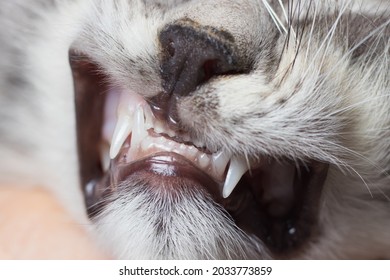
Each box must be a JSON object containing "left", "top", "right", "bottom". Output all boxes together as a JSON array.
[
  {"left": 302, "top": 0, "right": 352, "bottom": 79},
  {"left": 262, "top": 0, "right": 288, "bottom": 34},
  {"left": 304, "top": 0, "right": 318, "bottom": 64}
]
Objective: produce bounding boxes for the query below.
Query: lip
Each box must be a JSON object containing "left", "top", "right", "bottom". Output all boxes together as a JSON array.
[
  {"left": 70, "top": 48, "right": 330, "bottom": 257},
  {"left": 86, "top": 151, "right": 225, "bottom": 218},
  {"left": 111, "top": 152, "right": 222, "bottom": 197}
]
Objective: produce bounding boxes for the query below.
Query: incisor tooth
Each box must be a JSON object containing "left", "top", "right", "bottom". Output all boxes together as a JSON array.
[
  {"left": 198, "top": 153, "right": 210, "bottom": 169},
  {"left": 167, "top": 129, "right": 176, "bottom": 138},
  {"left": 187, "top": 146, "right": 198, "bottom": 159},
  {"left": 144, "top": 105, "right": 154, "bottom": 130},
  {"left": 154, "top": 121, "right": 165, "bottom": 134},
  {"left": 141, "top": 136, "right": 153, "bottom": 151},
  {"left": 109, "top": 112, "right": 133, "bottom": 159},
  {"left": 222, "top": 157, "right": 250, "bottom": 198}
]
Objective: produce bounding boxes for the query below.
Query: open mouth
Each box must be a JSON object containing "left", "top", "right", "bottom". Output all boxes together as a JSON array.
[{"left": 70, "top": 50, "right": 329, "bottom": 257}]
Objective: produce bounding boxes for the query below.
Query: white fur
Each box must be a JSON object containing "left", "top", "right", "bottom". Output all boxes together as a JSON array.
[
  {"left": 0, "top": 0, "right": 389, "bottom": 259},
  {"left": 94, "top": 179, "right": 267, "bottom": 259}
]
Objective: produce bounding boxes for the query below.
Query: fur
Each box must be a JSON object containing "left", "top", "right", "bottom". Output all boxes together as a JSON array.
[{"left": 0, "top": 0, "right": 389, "bottom": 259}]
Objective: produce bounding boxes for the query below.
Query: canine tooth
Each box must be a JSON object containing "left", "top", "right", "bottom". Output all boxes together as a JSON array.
[
  {"left": 223, "top": 157, "right": 249, "bottom": 198},
  {"left": 103, "top": 88, "right": 121, "bottom": 143},
  {"left": 212, "top": 150, "right": 230, "bottom": 177},
  {"left": 109, "top": 113, "right": 133, "bottom": 159}
]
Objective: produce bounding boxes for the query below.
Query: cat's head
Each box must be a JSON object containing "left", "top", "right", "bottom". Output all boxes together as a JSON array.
[{"left": 67, "top": 0, "right": 390, "bottom": 259}]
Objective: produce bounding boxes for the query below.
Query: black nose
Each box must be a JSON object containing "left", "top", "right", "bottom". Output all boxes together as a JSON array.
[
  {"left": 159, "top": 19, "right": 240, "bottom": 97},
  {"left": 150, "top": 19, "right": 243, "bottom": 128}
]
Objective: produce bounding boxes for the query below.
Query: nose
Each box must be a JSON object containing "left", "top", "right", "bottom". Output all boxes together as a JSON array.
[
  {"left": 150, "top": 19, "right": 243, "bottom": 127},
  {"left": 159, "top": 19, "right": 240, "bottom": 97}
]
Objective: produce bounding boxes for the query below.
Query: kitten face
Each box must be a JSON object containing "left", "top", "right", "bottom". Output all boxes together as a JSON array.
[{"left": 0, "top": 0, "right": 389, "bottom": 259}]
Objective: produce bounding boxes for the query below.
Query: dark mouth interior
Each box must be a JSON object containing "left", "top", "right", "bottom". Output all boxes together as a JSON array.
[{"left": 70, "top": 50, "right": 329, "bottom": 258}]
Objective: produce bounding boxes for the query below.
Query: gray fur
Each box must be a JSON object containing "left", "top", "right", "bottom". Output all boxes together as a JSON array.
[{"left": 0, "top": 0, "right": 389, "bottom": 259}]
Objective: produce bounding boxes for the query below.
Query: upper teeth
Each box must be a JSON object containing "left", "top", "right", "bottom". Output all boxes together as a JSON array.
[
  {"left": 223, "top": 157, "right": 249, "bottom": 198},
  {"left": 103, "top": 88, "right": 250, "bottom": 198}
]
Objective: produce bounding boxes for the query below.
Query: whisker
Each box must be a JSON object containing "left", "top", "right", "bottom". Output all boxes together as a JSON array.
[
  {"left": 244, "top": 151, "right": 253, "bottom": 176},
  {"left": 261, "top": 0, "right": 288, "bottom": 34},
  {"left": 322, "top": 139, "right": 390, "bottom": 181},
  {"left": 330, "top": 94, "right": 390, "bottom": 117},
  {"left": 348, "top": 164, "right": 374, "bottom": 198},
  {"left": 277, "top": 0, "right": 289, "bottom": 24},
  {"left": 291, "top": 0, "right": 312, "bottom": 69},
  {"left": 320, "top": 17, "right": 390, "bottom": 83},
  {"left": 304, "top": 0, "right": 318, "bottom": 63},
  {"left": 302, "top": 0, "right": 352, "bottom": 79}
]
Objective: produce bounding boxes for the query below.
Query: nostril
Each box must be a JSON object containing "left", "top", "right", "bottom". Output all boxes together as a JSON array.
[
  {"left": 167, "top": 39, "right": 176, "bottom": 58},
  {"left": 155, "top": 19, "right": 250, "bottom": 131},
  {"left": 159, "top": 19, "right": 244, "bottom": 98},
  {"left": 148, "top": 93, "right": 182, "bottom": 131},
  {"left": 202, "top": 59, "right": 219, "bottom": 84}
]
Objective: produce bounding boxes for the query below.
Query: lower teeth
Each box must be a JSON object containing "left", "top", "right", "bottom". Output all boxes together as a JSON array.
[
  {"left": 103, "top": 89, "right": 248, "bottom": 198},
  {"left": 121, "top": 131, "right": 223, "bottom": 180}
]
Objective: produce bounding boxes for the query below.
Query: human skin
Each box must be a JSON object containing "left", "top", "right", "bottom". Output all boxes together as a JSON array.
[{"left": 0, "top": 187, "right": 106, "bottom": 259}]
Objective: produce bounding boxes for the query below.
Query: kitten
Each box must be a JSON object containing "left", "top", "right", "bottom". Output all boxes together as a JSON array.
[{"left": 0, "top": 0, "right": 389, "bottom": 259}]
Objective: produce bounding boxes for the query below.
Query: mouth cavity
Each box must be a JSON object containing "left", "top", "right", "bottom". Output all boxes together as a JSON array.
[{"left": 70, "top": 51, "right": 329, "bottom": 257}]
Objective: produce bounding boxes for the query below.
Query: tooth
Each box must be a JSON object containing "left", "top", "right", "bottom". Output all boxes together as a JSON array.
[
  {"left": 143, "top": 105, "right": 154, "bottom": 130},
  {"left": 130, "top": 106, "right": 147, "bottom": 150},
  {"left": 167, "top": 140, "right": 176, "bottom": 148},
  {"left": 102, "top": 120, "right": 116, "bottom": 145},
  {"left": 173, "top": 143, "right": 184, "bottom": 154},
  {"left": 223, "top": 157, "right": 249, "bottom": 198},
  {"left": 163, "top": 143, "right": 173, "bottom": 152},
  {"left": 103, "top": 88, "right": 121, "bottom": 144},
  {"left": 157, "top": 136, "right": 166, "bottom": 144},
  {"left": 141, "top": 135, "right": 153, "bottom": 151},
  {"left": 198, "top": 153, "right": 210, "bottom": 169},
  {"left": 212, "top": 150, "right": 230, "bottom": 177},
  {"left": 179, "top": 143, "right": 187, "bottom": 152},
  {"left": 187, "top": 146, "right": 198, "bottom": 159},
  {"left": 167, "top": 129, "right": 176, "bottom": 138},
  {"left": 109, "top": 112, "right": 133, "bottom": 159},
  {"left": 154, "top": 121, "right": 165, "bottom": 134}
]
